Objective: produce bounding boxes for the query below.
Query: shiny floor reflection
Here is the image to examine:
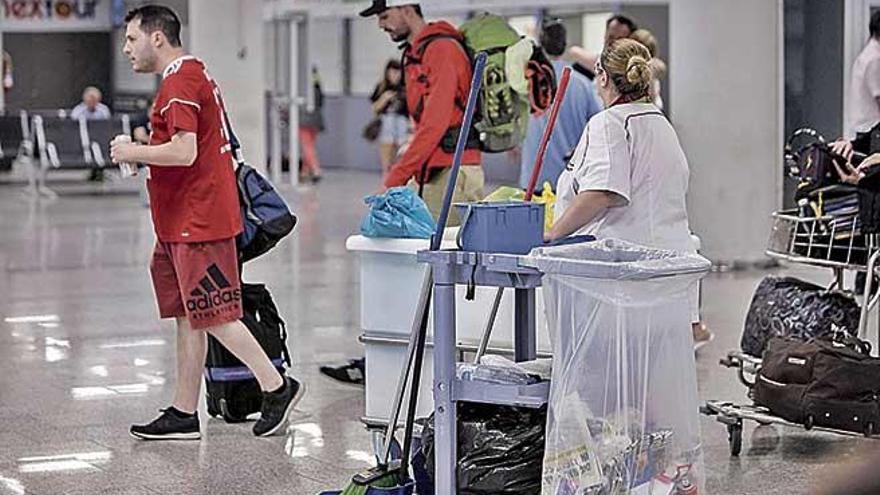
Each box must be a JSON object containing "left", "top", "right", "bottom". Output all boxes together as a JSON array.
[{"left": 0, "top": 170, "right": 874, "bottom": 495}]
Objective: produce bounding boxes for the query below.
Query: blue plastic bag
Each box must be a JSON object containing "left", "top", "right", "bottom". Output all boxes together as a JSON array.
[{"left": 360, "top": 187, "right": 436, "bottom": 239}]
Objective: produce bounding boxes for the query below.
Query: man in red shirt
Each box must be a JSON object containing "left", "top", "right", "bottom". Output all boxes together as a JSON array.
[
  {"left": 361, "top": 0, "right": 484, "bottom": 223},
  {"left": 111, "top": 5, "right": 304, "bottom": 440}
]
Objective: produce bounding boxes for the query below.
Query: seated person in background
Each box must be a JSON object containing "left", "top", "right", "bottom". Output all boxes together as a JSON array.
[{"left": 70, "top": 86, "right": 112, "bottom": 121}]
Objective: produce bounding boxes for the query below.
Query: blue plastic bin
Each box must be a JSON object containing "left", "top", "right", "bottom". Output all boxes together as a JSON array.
[{"left": 454, "top": 201, "right": 545, "bottom": 255}]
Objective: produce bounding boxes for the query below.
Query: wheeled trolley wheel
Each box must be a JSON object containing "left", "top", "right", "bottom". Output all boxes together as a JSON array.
[
  {"left": 728, "top": 423, "right": 743, "bottom": 456},
  {"left": 804, "top": 414, "right": 815, "bottom": 431}
]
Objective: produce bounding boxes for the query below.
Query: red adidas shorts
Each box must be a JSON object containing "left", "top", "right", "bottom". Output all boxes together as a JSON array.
[{"left": 150, "top": 238, "right": 243, "bottom": 330}]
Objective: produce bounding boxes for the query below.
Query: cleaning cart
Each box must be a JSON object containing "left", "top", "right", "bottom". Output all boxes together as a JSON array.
[
  {"left": 703, "top": 205, "right": 880, "bottom": 455},
  {"left": 421, "top": 238, "right": 711, "bottom": 494}
]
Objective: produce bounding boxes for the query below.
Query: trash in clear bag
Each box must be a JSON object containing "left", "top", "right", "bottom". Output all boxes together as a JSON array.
[
  {"left": 483, "top": 182, "right": 556, "bottom": 232},
  {"left": 421, "top": 403, "right": 546, "bottom": 495},
  {"left": 524, "top": 239, "right": 710, "bottom": 495},
  {"left": 360, "top": 186, "right": 436, "bottom": 239},
  {"left": 456, "top": 355, "right": 539, "bottom": 385}
]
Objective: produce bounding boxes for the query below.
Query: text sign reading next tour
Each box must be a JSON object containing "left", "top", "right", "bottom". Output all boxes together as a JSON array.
[{"left": 3, "top": 1, "right": 112, "bottom": 32}]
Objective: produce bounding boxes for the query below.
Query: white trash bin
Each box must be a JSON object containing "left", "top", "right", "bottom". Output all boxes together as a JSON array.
[{"left": 346, "top": 234, "right": 552, "bottom": 423}]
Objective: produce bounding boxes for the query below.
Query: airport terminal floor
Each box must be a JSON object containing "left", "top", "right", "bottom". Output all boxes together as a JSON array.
[{"left": 0, "top": 170, "right": 875, "bottom": 495}]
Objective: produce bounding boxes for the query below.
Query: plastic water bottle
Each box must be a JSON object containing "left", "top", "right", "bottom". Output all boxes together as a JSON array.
[{"left": 112, "top": 134, "right": 138, "bottom": 178}]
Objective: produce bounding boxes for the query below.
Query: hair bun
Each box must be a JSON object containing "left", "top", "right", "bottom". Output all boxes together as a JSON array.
[{"left": 625, "top": 55, "right": 652, "bottom": 87}]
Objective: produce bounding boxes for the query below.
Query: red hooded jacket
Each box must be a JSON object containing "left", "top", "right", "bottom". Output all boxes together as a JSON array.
[{"left": 384, "top": 21, "right": 482, "bottom": 188}]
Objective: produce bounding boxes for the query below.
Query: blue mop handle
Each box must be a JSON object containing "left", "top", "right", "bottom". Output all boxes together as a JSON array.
[{"left": 430, "top": 51, "right": 488, "bottom": 252}]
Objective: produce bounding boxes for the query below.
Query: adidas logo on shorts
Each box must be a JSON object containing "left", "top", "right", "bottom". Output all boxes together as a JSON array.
[{"left": 186, "top": 264, "right": 241, "bottom": 313}]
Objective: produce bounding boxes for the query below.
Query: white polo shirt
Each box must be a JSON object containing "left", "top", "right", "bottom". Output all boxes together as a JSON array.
[
  {"left": 847, "top": 38, "right": 880, "bottom": 139},
  {"left": 555, "top": 102, "right": 694, "bottom": 254}
]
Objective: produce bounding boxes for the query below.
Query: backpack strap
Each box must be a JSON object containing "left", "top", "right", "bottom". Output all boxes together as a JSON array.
[
  {"left": 222, "top": 107, "right": 246, "bottom": 167},
  {"left": 403, "top": 34, "right": 470, "bottom": 123}
]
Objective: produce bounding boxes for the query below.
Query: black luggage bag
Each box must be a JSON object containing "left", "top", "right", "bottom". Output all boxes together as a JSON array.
[
  {"left": 754, "top": 336, "right": 880, "bottom": 436},
  {"left": 205, "top": 283, "right": 291, "bottom": 423},
  {"left": 740, "top": 276, "right": 860, "bottom": 357}
]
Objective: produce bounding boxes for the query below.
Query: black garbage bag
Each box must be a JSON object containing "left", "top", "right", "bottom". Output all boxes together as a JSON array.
[{"left": 420, "top": 403, "right": 546, "bottom": 495}]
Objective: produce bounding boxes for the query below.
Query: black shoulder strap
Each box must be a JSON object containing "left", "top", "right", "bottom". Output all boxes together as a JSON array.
[
  {"left": 404, "top": 35, "right": 471, "bottom": 123},
  {"left": 222, "top": 107, "right": 245, "bottom": 166}
]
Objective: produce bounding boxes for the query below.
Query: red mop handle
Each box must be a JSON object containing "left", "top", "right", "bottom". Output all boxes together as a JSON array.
[{"left": 524, "top": 66, "right": 572, "bottom": 201}]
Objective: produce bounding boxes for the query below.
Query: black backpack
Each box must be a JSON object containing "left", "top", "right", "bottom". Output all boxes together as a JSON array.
[
  {"left": 205, "top": 283, "right": 291, "bottom": 422},
  {"left": 754, "top": 336, "right": 880, "bottom": 436}
]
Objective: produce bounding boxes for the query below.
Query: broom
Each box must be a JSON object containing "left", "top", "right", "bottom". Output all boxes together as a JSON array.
[{"left": 336, "top": 51, "right": 489, "bottom": 495}]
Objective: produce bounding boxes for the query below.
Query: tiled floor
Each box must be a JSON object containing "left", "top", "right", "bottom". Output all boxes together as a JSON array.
[{"left": 0, "top": 169, "right": 876, "bottom": 494}]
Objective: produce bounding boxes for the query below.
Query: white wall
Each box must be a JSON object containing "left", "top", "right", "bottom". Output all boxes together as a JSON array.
[
  {"left": 188, "top": 0, "right": 266, "bottom": 170},
  {"left": 309, "top": 17, "right": 344, "bottom": 95},
  {"left": 350, "top": 18, "right": 400, "bottom": 95},
  {"left": 670, "top": 0, "right": 782, "bottom": 263}
]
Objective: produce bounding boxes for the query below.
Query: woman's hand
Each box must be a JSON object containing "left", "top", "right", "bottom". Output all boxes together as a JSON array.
[
  {"left": 834, "top": 159, "right": 865, "bottom": 185},
  {"left": 860, "top": 153, "right": 880, "bottom": 170},
  {"left": 830, "top": 139, "right": 854, "bottom": 162},
  {"left": 834, "top": 153, "right": 880, "bottom": 185}
]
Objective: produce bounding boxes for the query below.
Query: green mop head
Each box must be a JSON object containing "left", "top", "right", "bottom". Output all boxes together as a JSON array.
[{"left": 340, "top": 464, "right": 403, "bottom": 495}]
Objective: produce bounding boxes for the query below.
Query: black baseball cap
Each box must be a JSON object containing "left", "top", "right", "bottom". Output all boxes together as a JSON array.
[{"left": 359, "top": 0, "right": 419, "bottom": 17}]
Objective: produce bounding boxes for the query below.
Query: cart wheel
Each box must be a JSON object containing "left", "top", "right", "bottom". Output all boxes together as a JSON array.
[
  {"left": 865, "top": 422, "right": 875, "bottom": 438},
  {"left": 728, "top": 423, "right": 743, "bottom": 457},
  {"left": 804, "top": 414, "right": 815, "bottom": 431}
]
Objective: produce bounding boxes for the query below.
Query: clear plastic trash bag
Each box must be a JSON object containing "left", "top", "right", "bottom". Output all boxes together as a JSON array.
[{"left": 523, "top": 239, "right": 711, "bottom": 495}]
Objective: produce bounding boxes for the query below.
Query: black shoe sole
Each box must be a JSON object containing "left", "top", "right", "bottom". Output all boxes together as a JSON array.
[
  {"left": 255, "top": 381, "right": 307, "bottom": 437},
  {"left": 129, "top": 430, "right": 201, "bottom": 441},
  {"left": 319, "top": 367, "right": 365, "bottom": 386}
]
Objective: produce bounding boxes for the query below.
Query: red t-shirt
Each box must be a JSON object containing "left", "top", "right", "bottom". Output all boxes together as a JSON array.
[{"left": 147, "top": 56, "right": 241, "bottom": 243}]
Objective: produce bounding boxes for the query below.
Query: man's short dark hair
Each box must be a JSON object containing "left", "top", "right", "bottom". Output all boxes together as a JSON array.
[
  {"left": 540, "top": 19, "right": 567, "bottom": 57},
  {"left": 871, "top": 10, "right": 880, "bottom": 39},
  {"left": 607, "top": 14, "right": 638, "bottom": 33},
  {"left": 410, "top": 4, "right": 423, "bottom": 18},
  {"left": 125, "top": 5, "right": 182, "bottom": 47}
]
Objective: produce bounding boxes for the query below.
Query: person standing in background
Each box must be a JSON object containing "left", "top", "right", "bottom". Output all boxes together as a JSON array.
[
  {"left": 629, "top": 29, "right": 666, "bottom": 111},
  {"left": 2, "top": 51, "right": 13, "bottom": 95},
  {"left": 299, "top": 66, "right": 324, "bottom": 183},
  {"left": 567, "top": 14, "right": 638, "bottom": 80},
  {"left": 370, "top": 59, "right": 409, "bottom": 182},
  {"left": 846, "top": 10, "right": 880, "bottom": 139},
  {"left": 360, "top": 0, "right": 483, "bottom": 222},
  {"left": 520, "top": 19, "right": 603, "bottom": 191}
]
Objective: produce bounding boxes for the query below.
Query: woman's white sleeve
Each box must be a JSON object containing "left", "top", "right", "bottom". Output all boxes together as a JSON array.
[{"left": 571, "top": 113, "right": 631, "bottom": 204}]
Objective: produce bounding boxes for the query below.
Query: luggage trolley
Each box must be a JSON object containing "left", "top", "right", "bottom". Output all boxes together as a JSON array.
[{"left": 702, "top": 205, "right": 880, "bottom": 455}]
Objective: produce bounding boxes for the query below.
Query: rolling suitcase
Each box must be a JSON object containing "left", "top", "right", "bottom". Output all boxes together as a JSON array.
[{"left": 205, "top": 283, "right": 291, "bottom": 423}]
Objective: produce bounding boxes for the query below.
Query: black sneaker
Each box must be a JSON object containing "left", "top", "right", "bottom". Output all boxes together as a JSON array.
[
  {"left": 130, "top": 408, "right": 201, "bottom": 441},
  {"left": 253, "top": 376, "right": 305, "bottom": 437},
  {"left": 319, "top": 358, "right": 365, "bottom": 385}
]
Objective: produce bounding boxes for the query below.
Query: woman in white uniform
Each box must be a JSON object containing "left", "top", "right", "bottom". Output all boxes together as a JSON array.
[{"left": 546, "top": 38, "right": 712, "bottom": 346}]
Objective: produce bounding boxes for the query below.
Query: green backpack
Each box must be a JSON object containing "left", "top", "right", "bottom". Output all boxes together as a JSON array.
[
  {"left": 459, "top": 13, "right": 531, "bottom": 153},
  {"left": 410, "top": 13, "right": 548, "bottom": 153}
]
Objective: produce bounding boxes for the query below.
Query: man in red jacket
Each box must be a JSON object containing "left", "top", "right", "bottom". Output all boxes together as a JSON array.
[{"left": 361, "top": 0, "right": 484, "bottom": 223}]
